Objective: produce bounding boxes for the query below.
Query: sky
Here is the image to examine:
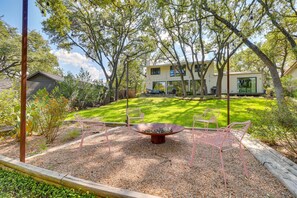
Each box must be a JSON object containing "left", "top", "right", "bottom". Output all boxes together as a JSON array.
[{"left": 0, "top": 0, "right": 104, "bottom": 81}]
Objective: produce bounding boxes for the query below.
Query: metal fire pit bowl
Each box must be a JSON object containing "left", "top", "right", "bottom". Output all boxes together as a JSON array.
[{"left": 132, "top": 123, "right": 184, "bottom": 144}]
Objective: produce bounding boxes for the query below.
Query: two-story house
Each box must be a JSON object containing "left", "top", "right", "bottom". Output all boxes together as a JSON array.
[{"left": 145, "top": 62, "right": 264, "bottom": 95}]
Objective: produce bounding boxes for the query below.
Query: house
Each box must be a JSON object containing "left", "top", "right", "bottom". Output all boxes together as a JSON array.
[
  {"left": 145, "top": 62, "right": 264, "bottom": 95},
  {"left": 27, "top": 71, "right": 64, "bottom": 98},
  {"left": 284, "top": 61, "right": 297, "bottom": 79}
]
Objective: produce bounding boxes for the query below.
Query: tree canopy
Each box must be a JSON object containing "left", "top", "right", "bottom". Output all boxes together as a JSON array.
[
  {"left": 0, "top": 18, "right": 60, "bottom": 78},
  {"left": 36, "top": 0, "right": 297, "bottom": 108}
]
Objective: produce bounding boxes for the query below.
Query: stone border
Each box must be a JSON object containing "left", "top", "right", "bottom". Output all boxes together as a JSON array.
[
  {"left": 233, "top": 132, "right": 297, "bottom": 197},
  {"left": 0, "top": 155, "right": 160, "bottom": 198}
]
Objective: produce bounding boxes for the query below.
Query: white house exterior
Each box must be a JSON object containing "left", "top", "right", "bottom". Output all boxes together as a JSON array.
[{"left": 145, "top": 62, "right": 264, "bottom": 95}]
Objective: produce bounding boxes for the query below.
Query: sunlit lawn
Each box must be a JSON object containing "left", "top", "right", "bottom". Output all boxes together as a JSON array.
[{"left": 68, "top": 97, "right": 275, "bottom": 127}]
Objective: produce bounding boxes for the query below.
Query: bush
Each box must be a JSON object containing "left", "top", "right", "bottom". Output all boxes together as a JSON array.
[
  {"left": 0, "top": 168, "right": 96, "bottom": 197},
  {"left": 0, "top": 88, "right": 37, "bottom": 139},
  {"left": 33, "top": 88, "right": 68, "bottom": 144},
  {"left": 249, "top": 99, "right": 297, "bottom": 155},
  {"left": 0, "top": 89, "right": 19, "bottom": 127},
  {"left": 281, "top": 75, "right": 297, "bottom": 98},
  {"left": 59, "top": 69, "right": 106, "bottom": 110},
  {"left": 62, "top": 129, "right": 81, "bottom": 142}
]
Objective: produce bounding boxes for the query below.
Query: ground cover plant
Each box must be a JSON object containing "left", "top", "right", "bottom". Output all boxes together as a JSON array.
[
  {"left": 68, "top": 97, "right": 274, "bottom": 127},
  {"left": 0, "top": 168, "right": 96, "bottom": 198}
]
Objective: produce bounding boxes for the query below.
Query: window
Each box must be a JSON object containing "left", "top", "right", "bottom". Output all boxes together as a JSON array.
[
  {"left": 152, "top": 81, "right": 166, "bottom": 92},
  {"left": 170, "top": 65, "right": 186, "bottom": 77},
  {"left": 151, "top": 68, "right": 160, "bottom": 75},
  {"left": 195, "top": 64, "right": 207, "bottom": 72},
  {"left": 167, "top": 81, "right": 189, "bottom": 94},
  {"left": 237, "top": 77, "right": 257, "bottom": 93},
  {"left": 190, "top": 80, "right": 206, "bottom": 94}
]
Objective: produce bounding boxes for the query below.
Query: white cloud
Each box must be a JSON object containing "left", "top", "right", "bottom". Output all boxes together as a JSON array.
[{"left": 52, "top": 49, "right": 105, "bottom": 81}]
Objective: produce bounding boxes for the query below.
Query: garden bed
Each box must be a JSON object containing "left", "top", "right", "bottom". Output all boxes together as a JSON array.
[{"left": 0, "top": 122, "right": 110, "bottom": 159}]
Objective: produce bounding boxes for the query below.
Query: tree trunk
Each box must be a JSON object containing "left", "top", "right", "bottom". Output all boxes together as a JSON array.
[
  {"left": 216, "top": 68, "right": 224, "bottom": 97},
  {"left": 189, "top": 70, "right": 197, "bottom": 96},
  {"left": 200, "top": 77, "right": 205, "bottom": 97},
  {"left": 180, "top": 74, "right": 187, "bottom": 97}
]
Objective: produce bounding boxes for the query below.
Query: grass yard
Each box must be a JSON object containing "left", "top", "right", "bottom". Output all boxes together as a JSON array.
[{"left": 68, "top": 97, "right": 275, "bottom": 127}]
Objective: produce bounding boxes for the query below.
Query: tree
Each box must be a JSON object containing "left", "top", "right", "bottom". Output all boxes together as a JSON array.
[
  {"left": 147, "top": 0, "right": 189, "bottom": 97},
  {"left": 38, "top": 0, "right": 150, "bottom": 102},
  {"left": 201, "top": 0, "right": 287, "bottom": 108},
  {"left": 0, "top": 18, "right": 60, "bottom": 78},
  {"left": 59, "top": 69, "right": 106, "bottom": 110},
  {"left": 208, "top": 22, "right": 243, "bottom": 97}
]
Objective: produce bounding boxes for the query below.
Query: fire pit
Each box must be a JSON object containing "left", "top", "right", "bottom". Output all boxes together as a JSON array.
[{"left": 132, "top": 123, "right": 184, "bottom": 144}]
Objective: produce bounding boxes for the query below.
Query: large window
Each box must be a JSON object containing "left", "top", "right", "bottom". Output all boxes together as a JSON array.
[
  {"left": 151, "top": 68, "right": 160, "bottom": 75},
  {"left": 167, "top": 81, "right": 189, "bottom": 95},
  {"left": 195, "top": 64, "right": 207, "bottom": 72},
  {"left": 190, "top": 80, "right": 206, "bottom": 94},
  {"left": 153, "top": 81, "right": 166, "bottom": 92},
  {"left": 237, "top": 77, "right": 257, "bottom": 93},
  {"left": 170, "top": 65, "right": 186, "bottom": 77}
]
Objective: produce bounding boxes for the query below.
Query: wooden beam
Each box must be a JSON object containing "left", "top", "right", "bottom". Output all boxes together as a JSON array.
[
  {"left": 20, "top": 0, "right": 28, "bottom": 162},
  {"left": 0, "top": 155, "right": 160, "bottom": 198}
]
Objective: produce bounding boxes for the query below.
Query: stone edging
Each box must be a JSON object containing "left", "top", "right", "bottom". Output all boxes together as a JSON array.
[
  {"left": 0, "top": 155, "right": 160, "bottom": 198},
  {"left": 233, "top": 132, "right": 297, "bottom": 197}
]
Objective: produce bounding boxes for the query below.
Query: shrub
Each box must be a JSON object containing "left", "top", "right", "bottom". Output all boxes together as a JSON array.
[
  {"left": 59, "top": 69, "right": 106, "bottom": 110},
  {"left": 33, "top": 88, "right": 68, "bottom": 144},
  {"left": 250, "top": 99, "right": 297, "bottom": 155},
  {"left": 0, "top": 89, "right": 19, "bottom": 127},
  {"left": 0, "top": 168, "right": 96, "bottom": 197},
  {"left": 281, "top": 75, "right": 297, "bottom": 98},
  {"left": 62, "top": 128, "right": 81, "bottom": 142},
  {"left": 0, "top": 88, "right": 37, "bottom": 139}
]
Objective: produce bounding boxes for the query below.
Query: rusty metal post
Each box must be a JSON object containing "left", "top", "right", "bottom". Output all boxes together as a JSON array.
[
  {"left": 126, "top": 61, "right": 129, "bottom": 126},
  {"left": 227, "top": 43, "right": 230, "bottom": 125},
  {"left": 20, "top": 0, "right": 28, "bottom": 162}
]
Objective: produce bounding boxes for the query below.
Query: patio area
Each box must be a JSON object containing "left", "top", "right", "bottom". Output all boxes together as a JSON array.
[{"left": 25, "top": 126, "right": 292, "bottom": 197}]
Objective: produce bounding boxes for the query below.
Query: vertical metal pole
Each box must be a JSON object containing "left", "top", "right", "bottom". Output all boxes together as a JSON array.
[
  {"left": 126, "top": 61, "right": 129, "bottom": 126},
  {"left": 20, "top": 0, "right": 28, "bottom": 162},
  {"left": 227, "top": 43, "right": 230, "bottom": 125}
]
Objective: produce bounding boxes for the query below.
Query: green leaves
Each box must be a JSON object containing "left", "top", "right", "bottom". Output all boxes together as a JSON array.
[
  {"left": 0, "top": 18, "right": 60, "bottom": 78},
  {"left": 0, "top": 168, "right": 96, "bottom": 197}
]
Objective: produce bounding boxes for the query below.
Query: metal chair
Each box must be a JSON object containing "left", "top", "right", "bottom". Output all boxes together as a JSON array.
[
  {"left": 189, "top": 120, "right": 251, "bottom": 187},
  {"left": 75, "top": 115, "right": 111, "bottom": 152},
  {"left": 192, "top": 109, "right": 220, "bottom": 132},
  {"left": 126, "top": 108, "right": 144, "bottom": 129}
]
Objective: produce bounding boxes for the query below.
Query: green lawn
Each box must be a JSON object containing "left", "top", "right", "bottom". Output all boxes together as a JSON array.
[{"left": 68, "top": 97, "right": 275, "bottom": 127}]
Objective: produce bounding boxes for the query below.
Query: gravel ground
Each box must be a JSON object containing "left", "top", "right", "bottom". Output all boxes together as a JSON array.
[{"left": 23, "top": 126, "right": 293, "bottom": 197}]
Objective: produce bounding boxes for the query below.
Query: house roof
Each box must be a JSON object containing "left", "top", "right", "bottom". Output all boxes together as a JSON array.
[
  {"left": 146, "top": 60, "right": 212, "bottom": 67},
  {"left": 215, "top": 71, "right": 263, "bottom": 75},
  {"left": 284, "top": 61, "right": 297, "bottom": 76},
  {"left": 27, "top": 71, "right": 64, "bottom": 82}
]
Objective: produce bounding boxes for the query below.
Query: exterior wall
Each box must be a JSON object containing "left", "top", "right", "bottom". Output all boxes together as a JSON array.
[
  {"left": 146, "top": 63, "right": 264, "bottom": 94},
  {"left": 210, "top": 73, "right": 264, "bottom": 94},
  {"left": 27, "top": 75, "right": 58, "bottom": 98},
  {"left": 146, "top": 64, "right": 214, "bottom": 93}
]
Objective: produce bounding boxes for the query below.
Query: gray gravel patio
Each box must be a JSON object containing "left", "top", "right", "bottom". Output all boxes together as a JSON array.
[{"left": 26, "top": 126, "right": 292, "bottom": 197}]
